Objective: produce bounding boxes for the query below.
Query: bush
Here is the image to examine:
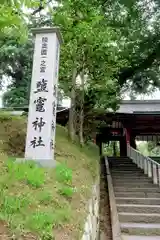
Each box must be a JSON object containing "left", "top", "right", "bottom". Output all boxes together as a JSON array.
[
  {"left": 7, "top": 160, "right": 46, "bottom": 188},
  {"left": 56, "top": 163, "right": 74, "bottom": 198},
  {"left": 0, "top": 112, "right": 26, "bottom": 156},
  {"left": 58, "top": 185, "right": 74, "bottom": 198},
  {"left": 55, "top": 163, "right": 72, "bottom": 184}
]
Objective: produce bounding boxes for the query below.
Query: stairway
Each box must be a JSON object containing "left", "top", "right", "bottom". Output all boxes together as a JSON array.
[{"left": 108, "top": 157, "right": 160, "bottom": 240}]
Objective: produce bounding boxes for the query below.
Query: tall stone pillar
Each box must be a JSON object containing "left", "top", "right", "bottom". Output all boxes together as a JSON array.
[{"left": 24, "top": 27, "right": 63, "bottom": 167}]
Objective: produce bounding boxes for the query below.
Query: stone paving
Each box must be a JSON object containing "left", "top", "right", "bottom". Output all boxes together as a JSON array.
[{"left": 109, "top": 157, "right": 160, "bottom": 240}]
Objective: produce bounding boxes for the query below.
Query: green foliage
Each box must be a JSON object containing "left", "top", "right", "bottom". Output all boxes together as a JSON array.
[
  {"left": 38, "top": 191, "right": 53, "bottom": 205},
  {"left": 7, "top": 160, "right": 46, "bottom": 188},
  {"left": 0, "top": 23, "right": 63, "bottom": 107},
  {"left": 56, "top": 163, "right": 74, "bottom": 198},
  {"left": 1, "top": 0, "right": 160, "bottom": 113},
  {"left": 147, "top": 141, "right": 160, "bottom": 157},
  {"left": 54, "top": 0, "right": 123, "bottom": 106},
  {"left": 0, "top": 194, "right": 30, "bottom": 215},
  {"left": 26, "top": 209, "right": 70, "bottom": 237},
  {"left": 96, "top": 0, "right": 160, "bottom": 94},
  {"left": 58, "top": 185, "right": 74, "bottom": 198},
  {"left": 0, "top": 116, "right": 99, "bottom": 238},
  {"left": 137, "top": 142, "right": 149, "bottom": 156},
  {"left": 0, "top": 24, "right": 33, "bottom": 106},
  {"left": 103, "top": 142, "right": 120, "bottom": 156},
  {"left": 0, "top": 3, "right": 26, "bottom": 39},
  {"left": 0, "top": 112, "right": 26, "bottom": 156},
  {"left": 2, "top": 0, "right": 160, "bottom": 146},
  {"left": 138, "top": 141, "right": 160, "bottom": 157},
  {"left": 0, "top": 157, "right": 72, "bottom": 238},
  {"left": 0, "top": 0, "right": 40, "bottom": 40},
  {"left": 56, "top": 163, "right": 72, "bottom": 184},
  {"left": 26, "top": 211, "right": 55, "bottom": 237}
]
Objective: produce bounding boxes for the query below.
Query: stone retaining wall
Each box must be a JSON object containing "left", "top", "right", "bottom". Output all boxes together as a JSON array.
[{"left": 82, "top": 181, "right": 100, "bottom": 240}]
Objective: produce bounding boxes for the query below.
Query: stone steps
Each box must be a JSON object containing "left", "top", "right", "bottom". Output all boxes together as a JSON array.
[
  {"left": 113, "top": 175, "right": 151, "bottom": 178},
  {"left": 111, "top": 171, "right": 143, "bottom": 174},
  {"left": 111, "top": 169, "right": 143, "bottom": 172},
  {"left": 116, "top": 197, "right": 160, "bottom": 205},
  {"left": 114, "top": 183, "right": 154, "bottom": 188},
  {"left": 111, "top": 168, "right": 140, "bottom": 171},
  {"left": 119, "top": 212, "right": 160, "bottom": 223},
  {"left": 121, "top": 223, "right": 160, "bottom": 235},
  {"left": 113, "top": 177, "right": 152, "bottom": 181},
  {"left": 108, "top": 156, "right": 160, "bottom": 239},
  {"left": 111, "top": 173, "right": 146, "bottom": 176},
  {"left": 117, "top": 204, "right": 160, "bottom": 214},
  {"left": 110, "top": 163, "right": 135, "bottom": 166},
  {"left": 115, "top": 191, "right": 160, "bottom": 198},
  {"left": 114, "top": 187, "right": 160, "bottom": 193},
  {"left": 122, "top": 235, "right": 160, "bottom": 240},
  {"left": 110, "top": 164, "right": 138, "bottom": 167}
]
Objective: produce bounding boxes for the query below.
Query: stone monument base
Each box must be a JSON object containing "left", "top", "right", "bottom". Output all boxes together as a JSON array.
[{"left": 16, "top": 158, "right": 56, "bottom": 168}]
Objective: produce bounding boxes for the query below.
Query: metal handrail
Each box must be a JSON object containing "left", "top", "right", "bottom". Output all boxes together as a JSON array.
[{"left": 127, "top": 144, "right": 160, "bottom": 186}]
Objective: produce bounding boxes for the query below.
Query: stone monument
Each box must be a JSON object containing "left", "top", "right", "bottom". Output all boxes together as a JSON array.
[{"left": 24, "top": 27, "right": 63, "bottom": 167}]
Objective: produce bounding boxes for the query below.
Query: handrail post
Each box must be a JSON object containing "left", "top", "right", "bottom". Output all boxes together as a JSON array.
[
  {"left": 153, "top": 163, "right": 158, "bottom": 185},
  {"left": 140, "top": 155, "right": 143, "bottom": 169},
  {"left": 138, "top": 153, "right": 141, "bottom": 168},
  {"left": 127, "top": 143, "right": 130, "bottom": 157},
  {"left": 147, "top": 159, "right": 152, "bottom": 178},
  {"left": 144, "top": 157, "right": 148, "bottom": 175},
  {"left": 158, "top": 165, "right": 160, "bottom": 187},
  {"left": 135, "top": 150, "right": 137, "bottom": 164},
  {"left": 142, "top": 155, "right": 144, "bottom": 170},
  {"left": 133, "top": 149, "right": 136, "bottom": 163},
  {"left": 136, "top": 151, "right": 138, "bottom": 165}
]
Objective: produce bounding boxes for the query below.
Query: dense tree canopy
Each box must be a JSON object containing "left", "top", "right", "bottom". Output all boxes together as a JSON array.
[
  {"left": 1, "top": 0, "right": 160, "bottom": 142},
  {"left": 0, "top": 0, "right": 38, "bottom": 39}
]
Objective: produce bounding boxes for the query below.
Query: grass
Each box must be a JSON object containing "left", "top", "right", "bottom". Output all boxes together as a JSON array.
[{"left": 0, "top": 115, "right": 99, "bottom": 239}]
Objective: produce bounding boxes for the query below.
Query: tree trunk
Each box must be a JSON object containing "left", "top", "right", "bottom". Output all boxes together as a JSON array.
[
  {"left": 68, "top": 67, "right": 77, "bottom": 142},
  {"left": 79, "top": 71, "right": 85, "bottom": 146}
]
